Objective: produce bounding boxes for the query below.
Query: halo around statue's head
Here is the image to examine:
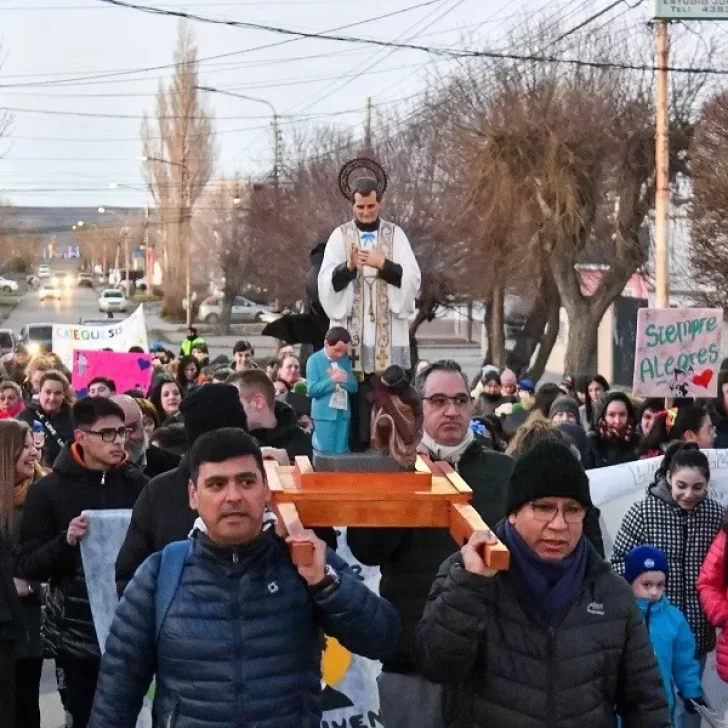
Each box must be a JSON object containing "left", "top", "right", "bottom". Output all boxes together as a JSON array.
[{"left": 338, "top": 158, "right": 388, "bottom": 202}]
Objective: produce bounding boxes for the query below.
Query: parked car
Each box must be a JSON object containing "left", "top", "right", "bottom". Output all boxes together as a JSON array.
[
  {"left": 37, "top": 265, "right": 51, "bottom": 280},
  {"left": 0, "top": 328, "right": 16, "bottom": 356},
  {"left": 197, "top": 295, "right": 272, "bottom": 324},
  {"left": 98, "top": 288, "right": 128, "bottom": 313},
  {"left": 0, "top": 277, "right": 18, "bottom": 294},
  {"left": 18, "top": 323, "right": 53, "bottom": 356},
  {"left": 77, "top": 272, "right": 94, "bottom": 288},
  {"left": 39, "top": 282, "right": 62, "bottom": 302}
]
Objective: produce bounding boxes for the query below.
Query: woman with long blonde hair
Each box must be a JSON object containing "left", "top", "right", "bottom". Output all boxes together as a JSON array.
[{"left": 0, "top": 419, "right": 47, "bottom": 726}]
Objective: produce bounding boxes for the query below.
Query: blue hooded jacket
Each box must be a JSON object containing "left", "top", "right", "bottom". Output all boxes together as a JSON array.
[{"left": 636, "top": 595, "right": 702, "bottom": 714}]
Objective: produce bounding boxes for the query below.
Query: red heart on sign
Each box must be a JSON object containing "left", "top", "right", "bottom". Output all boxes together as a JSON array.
[{"left": 692, "top": 370, "right": 714, "bottom": 389}]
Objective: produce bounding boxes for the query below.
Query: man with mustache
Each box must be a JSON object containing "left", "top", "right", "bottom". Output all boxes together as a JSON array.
[{"left": 89, "top": 427, "right": 400, "bottom": 728}]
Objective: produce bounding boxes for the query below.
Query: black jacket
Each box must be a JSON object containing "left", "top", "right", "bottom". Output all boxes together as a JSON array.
[
  {"left": 249, "top": 400, "right": 313, "bottom": 461},
  {"left": 346, "top": 437, "right": 514, "bottom": 674},
  {"left": 142, "top": 444, "right": 181, "bottom": 480},
  {"left": 18, "top": 403, "right": 74, "bottom": 468},
  {"left": 15, "top": 444, "right": 147, "bottom": 659},
  {"left": 414, "top": 532, "right": 671, "bottom": 728},
  {"left": 585, "top": 391, "right": 638, "bottom": 469},
  {"left": 708, "top": 400, "right": 728, "bottom": 449},
  {"left": 115, "top": 455, "right": 335, "bottom": 595},
  {"left": 0, "top": 532, "right": 23, "bottom": 642}
]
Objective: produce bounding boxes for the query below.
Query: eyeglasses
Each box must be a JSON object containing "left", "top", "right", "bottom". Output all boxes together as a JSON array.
[
  {"left": 528, "top": 501, "right": 587, "bottom": 524},
  {"left": 83, "top": 427, "right": 132, "bottom": 443},
  {"left": 422, "top": 394, "right": 471, "bottom": 409}
]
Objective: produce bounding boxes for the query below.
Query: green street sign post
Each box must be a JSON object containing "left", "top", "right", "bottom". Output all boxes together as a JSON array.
[{"left": 651, "top": 0, "right": 728, "bottom": 20}]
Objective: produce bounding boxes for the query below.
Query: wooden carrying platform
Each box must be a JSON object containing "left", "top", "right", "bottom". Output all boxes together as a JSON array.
[{"left": 268, "top": 454, "right": 509, "bottom": 571}]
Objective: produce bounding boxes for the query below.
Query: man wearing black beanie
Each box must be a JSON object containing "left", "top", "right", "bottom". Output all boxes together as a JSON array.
[
  {"left": 415, "top": 440, "right": 671, "bottom": 728},
  {"left": 115, "top": 385, "right": 248, "bottom": 594}
]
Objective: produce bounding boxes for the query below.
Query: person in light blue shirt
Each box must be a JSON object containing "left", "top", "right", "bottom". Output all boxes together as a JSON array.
[
  {"left": 306, "top": 327, "right": 358, "bottom": 455},
  {"left": 624, "top": 545, "right": 705, "bottom": 722}
]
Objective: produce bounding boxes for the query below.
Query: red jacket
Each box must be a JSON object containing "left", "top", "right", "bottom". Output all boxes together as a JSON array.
[{"left": 697, "top": 529, "right": 728, "bottom": 682}]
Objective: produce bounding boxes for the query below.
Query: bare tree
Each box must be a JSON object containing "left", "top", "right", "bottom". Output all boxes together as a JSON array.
[{"left": 141, "top": 21, "right": 215, "bottom": 319}]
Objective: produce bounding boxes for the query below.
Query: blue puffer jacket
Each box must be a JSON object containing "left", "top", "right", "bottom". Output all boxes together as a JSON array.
[
  {"left": 89, "top": 530, "right": 400, "bottom": 728},
  {"left": 637, "top": 596, "right": 703, "bottom": 715}
]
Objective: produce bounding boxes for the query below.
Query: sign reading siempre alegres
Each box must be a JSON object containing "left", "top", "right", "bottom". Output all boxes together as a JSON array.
[
  {"left": 651, "top": 0, "right": 728, "bottom": 20},
  {"left": 632, "top": 307, "right": 722, "bottom": 398}
]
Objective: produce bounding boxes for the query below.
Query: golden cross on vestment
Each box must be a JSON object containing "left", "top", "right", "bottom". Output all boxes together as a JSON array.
[{"left": 377, "top": 349, "right": 388, "bottom": 372}]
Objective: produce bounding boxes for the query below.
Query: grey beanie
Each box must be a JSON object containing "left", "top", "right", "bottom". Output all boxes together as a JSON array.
[{"left": 549, "top": 396, "right": 580, "bottom": 423}]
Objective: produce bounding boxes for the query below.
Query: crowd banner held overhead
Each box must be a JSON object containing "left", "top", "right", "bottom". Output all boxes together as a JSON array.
[
  {"left": 52, "top": 305, "right": 149, "bottom": 369},
  {"left": 651, "top": 0, "right": 728, "bottom": 21},
  {"left": 82, "top": 516, "right": 383, "bottom": 728},
  {"left": 73, "top": 350, "right": 154, "bottom": 397},
  {"left": 632, "top": 307, "right": 722, "bottom": 398}
]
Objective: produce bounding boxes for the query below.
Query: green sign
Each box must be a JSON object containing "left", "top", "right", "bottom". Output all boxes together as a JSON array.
[{"left": 651, "top": 0, "right": 728, "bottom": 19}]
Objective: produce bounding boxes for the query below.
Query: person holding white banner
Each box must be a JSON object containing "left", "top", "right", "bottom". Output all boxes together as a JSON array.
[{"left": 611, "top": 442, "right": 724, "bottom": 728}]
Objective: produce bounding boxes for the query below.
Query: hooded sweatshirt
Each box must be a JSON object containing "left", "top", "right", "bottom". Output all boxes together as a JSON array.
[
  {"left": 635, "top": 595, "right": 702, "bottom": 715},
  {"left": 15, "top": 443, "right": 147, "bottom": 658},
  {"left": 611, "top": 478, "right": 723, "bottom": 655}
]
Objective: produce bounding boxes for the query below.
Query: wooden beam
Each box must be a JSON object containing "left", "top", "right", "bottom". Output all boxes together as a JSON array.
[
  {"left": 450, "top": 503, "right": 510, "bottom": 571},
  {"left": 275, "top": 502, "right": 314, "bottom": 566}
]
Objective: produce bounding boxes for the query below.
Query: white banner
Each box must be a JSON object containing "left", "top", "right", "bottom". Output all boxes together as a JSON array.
[{"left": 52, "top": 305, "right": 149, "bottom": 369}]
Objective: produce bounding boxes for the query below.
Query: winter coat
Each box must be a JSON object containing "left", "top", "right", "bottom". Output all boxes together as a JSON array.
[
  {"left": 697, "top": 529, "right": 728, "bottom": 682},
  {"left": 611, "top": 479, "right": 724, "bottom": 655},
  {"left": 15, "top": 444, "right": 147, "bottom": 659},
  {"left": 115, "top": 455, "right": 336, "bottom": 596},
  {"left": 636, "top": 596, "right": 703, "bottom": 716},
  {"left": 0, "top": 532, "right": 23, "bottom": 643},
  {"left": 347, "top": 437, "right": 515, "bottom": 674},
  {"left": 585, "top": 391, "right": 639, "bottom": 469},
  {"left": 18, "top": 402, "right": 74, "bottom": 468},
  {"left": 142, "top": 444, "right": 181, "bottom": 480},
  {"left": 248, "top": 400, "right": 314, "bottom": 461},
  {"left": 414, "top": 530, "right": 671, "bottom": 728},
  {"left": 90, "top": 530, "right": 401, "bottom": 728},
  {"left": 708, "top": 401, "right": 728, "bottom": 450}
]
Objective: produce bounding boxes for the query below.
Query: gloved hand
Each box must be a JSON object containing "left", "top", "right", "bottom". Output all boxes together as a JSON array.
[{"left": 683, "top": 695, "right": 707, "bottom": 714}]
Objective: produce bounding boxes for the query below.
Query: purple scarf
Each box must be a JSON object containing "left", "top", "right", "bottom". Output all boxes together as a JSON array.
[{"left": 502, "top": 520, "right": 589, "bottom": 624}]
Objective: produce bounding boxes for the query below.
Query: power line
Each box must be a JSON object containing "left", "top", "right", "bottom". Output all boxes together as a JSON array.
[
  {"left": 0, "top": 0, "right": 443, "bottom": 89},
  {"left": 93, "top": 0, "right": 728, "bottom": 76}
]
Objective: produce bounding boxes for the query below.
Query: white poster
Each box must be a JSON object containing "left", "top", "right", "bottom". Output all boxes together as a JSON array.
[{"left": 52, "top": 305, "right": 149, "bottom": 369}]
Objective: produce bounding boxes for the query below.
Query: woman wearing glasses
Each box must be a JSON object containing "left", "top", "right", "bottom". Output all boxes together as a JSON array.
[
  {"left": 15, "top": 397, "right": 147, "bottom": 728},
  {"left": 611, "top": 442, "right": 723, "bottom": 728}
]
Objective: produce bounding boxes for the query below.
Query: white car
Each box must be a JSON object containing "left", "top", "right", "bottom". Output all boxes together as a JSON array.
[
  {"left": 39, "top": 282, "right": 62, "bottom": 301},
  {"left": 0, "top": 277, "right": 18, "bottom": 294},
  {"left": 37, "top": 266, "right": 51, "bottom": 280},
  {"left": 197, "top": 295, "right": 272, "bottom": 324},
  {"left": 98, "top": 288, "right": 128, "bottom": 313}
]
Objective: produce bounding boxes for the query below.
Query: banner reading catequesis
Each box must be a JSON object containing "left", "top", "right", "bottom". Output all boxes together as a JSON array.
[
  {"left": 632, "top": 307, "right": 722, "bottom": 398},
  {"left": 52, "top": 306, "right": 149, "bottom": 369}
]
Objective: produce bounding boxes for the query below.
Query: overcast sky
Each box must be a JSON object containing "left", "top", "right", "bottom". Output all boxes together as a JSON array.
[{"left": 0, "top": 0, "right": 648, "bottom": 208}]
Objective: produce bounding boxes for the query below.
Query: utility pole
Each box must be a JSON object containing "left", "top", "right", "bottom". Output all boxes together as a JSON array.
[
  {"left": 654, "top": 21, "right": 670, "bottom": 309},
  {"left": 123, "top": 224, "right": 130, "bottom": 294},
  {"left": 272, "top": 113, "right": 281, "bottom": 189},
  {"left": 364, "top": 96, "right": 373, "bottom": 156}
]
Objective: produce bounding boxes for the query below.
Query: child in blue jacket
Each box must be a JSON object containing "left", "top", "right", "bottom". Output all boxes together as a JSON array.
[{"left": 625, "top": 545, "right": 706, "bottom": 721}]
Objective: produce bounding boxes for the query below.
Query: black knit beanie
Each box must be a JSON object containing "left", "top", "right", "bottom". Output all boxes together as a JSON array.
[
  {"left": 506, "top": 439, "right": 593, "bottom": 514},
  {"left": 181, "top": 383, "right": 248, "bottom": 446}
]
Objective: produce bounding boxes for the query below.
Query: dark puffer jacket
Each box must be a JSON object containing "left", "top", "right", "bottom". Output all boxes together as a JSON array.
[
  {"left": 90, "top": 530, "right": 400, "bottom": 728},
  {"left": 15, "top": 444, "right": 147, "bottom": 659},
  {"left": 414, "top": 533, "right": 671, "bottom": 728},
  {"left": 347, "top": 437, "right": 514, "bottom": 674},
  {"left": 611, "top": 478, "right": 724, "bottom": 655}
]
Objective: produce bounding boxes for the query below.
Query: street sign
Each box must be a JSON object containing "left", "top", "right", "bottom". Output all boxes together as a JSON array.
[{"left": 651, "top": 0, "right": 728, "bottom": 19}]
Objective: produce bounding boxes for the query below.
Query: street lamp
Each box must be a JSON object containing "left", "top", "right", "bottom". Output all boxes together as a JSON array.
[
  {"left": 195, "top": 85, "right": 280, "bottom": 186},
  {"left": 139, "top": 155, "right": 192, "bottom": 326}
]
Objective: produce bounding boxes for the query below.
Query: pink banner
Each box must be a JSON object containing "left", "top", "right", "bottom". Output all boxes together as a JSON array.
[
  {"left": 73, "top": 350, "right": 154, "bottom": 397},
  {"left": 632, "top": 308, "right": 723, "bottom": 398}
]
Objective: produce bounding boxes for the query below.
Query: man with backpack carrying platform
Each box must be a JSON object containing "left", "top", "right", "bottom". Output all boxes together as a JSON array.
[{"left": 88, "top": 427, "right": 400, "bottom": 728}]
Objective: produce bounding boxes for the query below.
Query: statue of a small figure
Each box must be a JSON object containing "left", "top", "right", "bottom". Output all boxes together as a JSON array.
[{"left": 368, "top": 365, "right": 423, "bottom": 470}]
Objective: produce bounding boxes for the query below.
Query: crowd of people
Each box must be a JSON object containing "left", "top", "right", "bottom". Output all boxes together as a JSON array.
[{"left": 2, "top": 337, "right": 728, "bottom": 727}]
